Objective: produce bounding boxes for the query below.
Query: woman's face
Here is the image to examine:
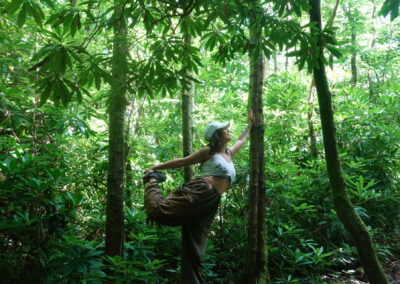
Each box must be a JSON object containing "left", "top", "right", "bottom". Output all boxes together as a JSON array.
[{"left": 220, "top": 127, "right": 232, "bottom": 143}]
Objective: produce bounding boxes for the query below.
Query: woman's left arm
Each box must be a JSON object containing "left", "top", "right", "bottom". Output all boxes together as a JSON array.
[{"left": 228, "top": 110, "right": 255, "bottom": 156}]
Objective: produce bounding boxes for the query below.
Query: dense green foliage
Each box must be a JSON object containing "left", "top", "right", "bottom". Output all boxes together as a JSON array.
[{"left": 1, "top": 0, "right": 399, "bottom": 283}]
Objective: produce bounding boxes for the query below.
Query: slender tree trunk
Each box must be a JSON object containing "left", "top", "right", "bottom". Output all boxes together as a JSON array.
[
  {"left": 343, "top": 4, "right": 358, "bottom": 86},
  {"left": 273, "top": 53, "right": 278, "bottom": 73},
  {"left": 350, "top": 28, "right": 357, "bottom": 86},
  {"left": 307, "top": 0, "right": 340, "bottom": 159},
  {"left": 307, "top": 79, "right": 318, "bottom": 158},
  {"left": 182, "top": 18, "right": 194, "bottom": 182},
  {"left": 245, "top": 5, "right": 271, "bottom": 283},
  {"left": 285, "top": 54, "right": 289, "bottom": 71},
  {"left": 368, "top": 2, "right": 376, "bottom": 98},
  {"left": 124, "top": 101, "right": 135, "bottom": 209},
  {"left": 125, "top": 161, "right": 133, "bottom": 209},
  {"left": 309, "top": 1, "right": 389, "bottom": 283},
  {"left": 105, "top": 0, "right": 128, "bottom": 258}
]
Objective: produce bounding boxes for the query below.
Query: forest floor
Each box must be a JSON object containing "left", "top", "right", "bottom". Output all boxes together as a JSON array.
[
  {"left": 318, "top": 260, "right": 400, "bottom": 283},
  {"left": 385, "top": 260, "right": 400, "bottom": 284}
]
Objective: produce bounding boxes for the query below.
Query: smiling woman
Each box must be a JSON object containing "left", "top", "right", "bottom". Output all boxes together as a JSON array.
[{"left": 142, "top": 111, "right": 254, "bottom": 283}]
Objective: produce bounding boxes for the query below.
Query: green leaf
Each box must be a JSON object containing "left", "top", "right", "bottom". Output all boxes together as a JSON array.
[
  {"left": 326, "top": 45, "right": 342, "bottom": 58},
  {"left": 55, "top": 47, "right": 67, "bottom": 74},
  {"left": 31, "top": 4, "right": 44, "bottom": 27},
  {"left": 45, "top": 12, "right": 61, "bottom": 26},
  {"left": 162, "top": 23, "right": 170, "bottom": 35},
  {"left": 31, "top": 45, "right": 53, "bottom": 62},
  {"left": 40, "top": 81, "right": 53, "bottom": 106},
  {"left": 63, "top": 12, "right": 75, "bottom": 32},
  {"left": 5, "top": 0, "right": 24, "bottom": 15},
  {"left": 70, "top": 18, "right": 77, "bottom": 37},
  {"left": 94, "top": 73, "right": 101, "bottom": 90},
  {"left": 42, "top": 0, "right": 55, "bottom": 8},
  {"left": 293, "top": 2, "right": 301, "bottom": 17},
  {"left": 17, "top": 3, "right": 27, "bottom": 27},
  {"left": 191, "top": 61, "right": 199, "bottom": 74},
  {"left": 209, "top": 35, "right": 217, "bottom": 51},
  {"left": 99, "top": 69, "right": 113, "bottom": 85},
  {"left": 262, "top": 45, "right": 271, "bottom": 59},
  {"left": 297, "top": 56, "right": 306, "bottom": 71},
  {"left": 76, "top": 89, "right": 82, "bottom": 103},
  {"left": 67, "top": 49, "right": 82, "bottom": 63},
  {"left": 64, "top": 50, "right": 72, "bottom": 68},
  {"left": 379, "top": 0, "right": 400, "bottom": 20},
  {"left": 76, "top": 13, "right": 81, "bottom": 30},
  {"left": 58, "top": 80, "right": 71, "bottom": 107},
  {"left": 286, "top": 50, "right": 301, "bottom": 57}
]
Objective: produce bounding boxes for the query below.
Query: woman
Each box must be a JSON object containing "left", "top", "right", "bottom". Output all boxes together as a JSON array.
[{"left": 143, "top": 112, "right": 254, "bottom": 283}]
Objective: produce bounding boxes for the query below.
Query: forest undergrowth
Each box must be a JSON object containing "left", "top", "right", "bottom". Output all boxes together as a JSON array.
[{"left": 1, "top": 70, "right": 399, "bottom": 283}]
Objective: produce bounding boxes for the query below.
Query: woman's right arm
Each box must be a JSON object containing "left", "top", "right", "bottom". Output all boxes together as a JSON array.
[{"left": 146, "top": 147, "right": 210, "bottom": 173}]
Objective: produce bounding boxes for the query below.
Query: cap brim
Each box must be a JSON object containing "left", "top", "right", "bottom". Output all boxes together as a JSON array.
[{"left": 220, "top": 121, "right": 230, "bottom": 129}]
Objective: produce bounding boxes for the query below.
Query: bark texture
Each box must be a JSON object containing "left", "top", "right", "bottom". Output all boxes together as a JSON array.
[
  {"left": 307, "top": 79, "right": 318, "bottom": 158},
  {"left": 105, "top": 0, "right": 128, "bottom": 257},
  {"left": 309, "top": 1, "right": 389, "bottom": 283},
  {"left": 368, "top": 2, "right": 377, "bottom": 98},
  {"left": 245, "top": 5, "right": 271, "bottom": 283},
  {"left": 350, "top": 30, "right": 357, "bottom": 86},
  {"left": 182, "top": 22, "right": 194, "bottom": 182},
  {"left": 308, "top": 0, "right": 341, "bottom": 159}
]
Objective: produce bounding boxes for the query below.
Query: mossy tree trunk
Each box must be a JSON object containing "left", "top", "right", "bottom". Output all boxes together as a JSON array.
[
  {"left": 182, "top": 14, "right": 194, "bottom": 182},
  {"left": 105, "top": 0, "right": 128, "bottom": 258},
  {"left": 245, "top": 3, "right": 271, "bottom": 283},
  {"left": 308, "top": 0, "right": 341, "bottom": 159},
  {"left": 307, "top": 79, "right": 318, "bottom": 158},
  {"left": 309, "top": 1, "right": 389, "bottom": 283}
]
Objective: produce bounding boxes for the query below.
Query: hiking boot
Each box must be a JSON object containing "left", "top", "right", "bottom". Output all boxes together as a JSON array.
[{"left": 143, "top": 171, "right": 166, "bottom": 184}]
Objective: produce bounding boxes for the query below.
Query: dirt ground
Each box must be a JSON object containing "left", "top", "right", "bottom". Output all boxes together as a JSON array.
[{"left": 320, "top": 260, "right": 400, "bottom": 283}]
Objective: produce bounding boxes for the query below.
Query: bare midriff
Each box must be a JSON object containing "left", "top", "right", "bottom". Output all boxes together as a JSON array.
[{"left": 204, "top": 176, "right": 230, "bottom": 195}]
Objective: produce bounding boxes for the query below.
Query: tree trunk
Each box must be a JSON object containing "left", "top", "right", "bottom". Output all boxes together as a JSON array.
[
  {"left": 309, "top": 1, "right": 389, "bottom": 283},
  {"left": 245, "top": 5, "right": 271, "bottom": 283},
  {"left": 125, "top": 160, "right": 133, "bottom": 209},
  {"left": 105, "top": 0, "right": 128, "bottom": 258},
  {"left": 368, "top": 2, "right": 377, "bottom": 98},
  {"left": 343, "top": 4, "right": 358, "bottom": 86},
  {"left": 307, "top": 0, "right": 341, "bottom": 160},
  {"left": 307, "top": 79, "right": 318, "bottom": 158},
  {"left": 182, "top": 18, "right": 194, "bottom": 182},
  {"left": 285, "top": 55, "right": 289, "bottom": 71},
  {"left": 350, "top": 30, "right": 357, "bottom": 86}
]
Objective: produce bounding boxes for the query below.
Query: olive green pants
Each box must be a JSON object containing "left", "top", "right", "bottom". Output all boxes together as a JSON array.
[{"left": 144, "top": 178, "right": 221, "bottom": 283}]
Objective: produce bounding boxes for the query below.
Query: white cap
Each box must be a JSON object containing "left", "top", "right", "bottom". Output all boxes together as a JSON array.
[{"left": 204, "top": 121, "right": 230, "bottom": 141}]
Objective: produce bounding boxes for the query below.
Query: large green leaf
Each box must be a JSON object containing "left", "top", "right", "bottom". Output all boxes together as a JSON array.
[
  {"left": 5, "top": 0, "right": 24, "bottom": 15},
  {"left": 379, "top": 0, "right": 400, "bottom": 20},
  {"left": 17, "top": 3, "right": 27, "bottom": 27}
]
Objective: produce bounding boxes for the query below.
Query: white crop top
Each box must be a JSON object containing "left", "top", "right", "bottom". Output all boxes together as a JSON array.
[{"left": 201, "top": 153, "right": 236, "bottom": 182}]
